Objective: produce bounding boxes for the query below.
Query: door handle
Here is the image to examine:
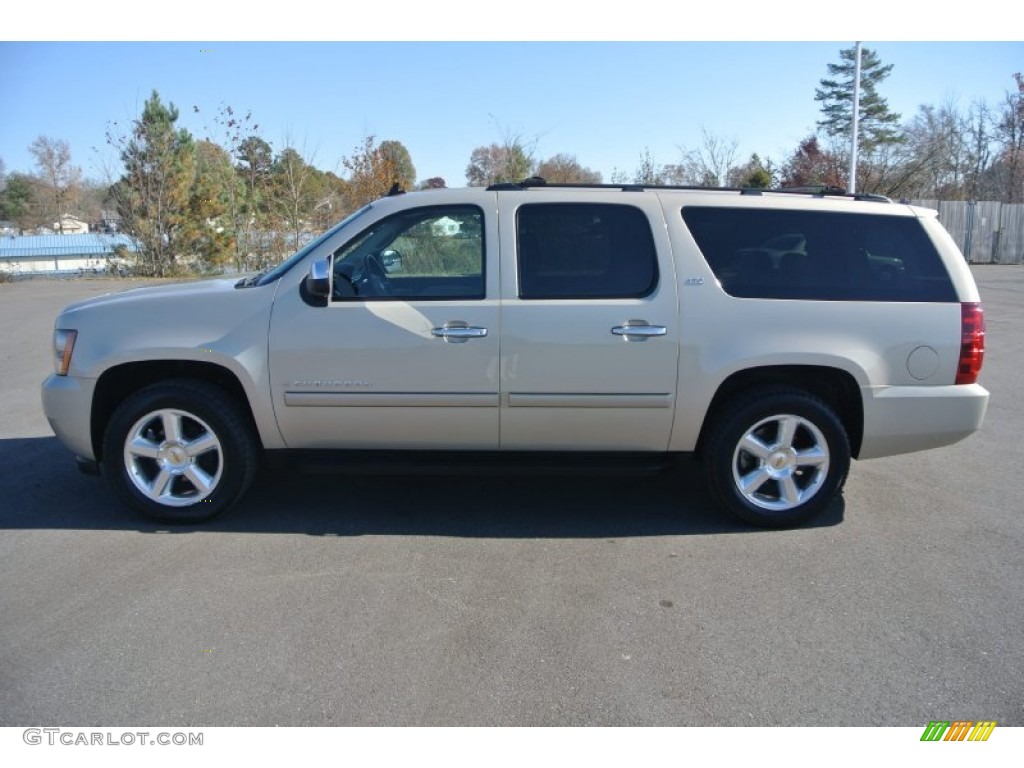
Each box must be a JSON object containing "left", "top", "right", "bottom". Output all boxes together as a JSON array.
[
  {"left": 432, "top": 324, "right": 488, "bottom": 343},
  {"left": 611, "top": 322, "right": 668, "bottom": 341}
]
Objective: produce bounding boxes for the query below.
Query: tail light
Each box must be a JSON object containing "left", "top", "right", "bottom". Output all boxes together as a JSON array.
[{"left": 956, "top": 302, "right": 985, "bottom": 384}]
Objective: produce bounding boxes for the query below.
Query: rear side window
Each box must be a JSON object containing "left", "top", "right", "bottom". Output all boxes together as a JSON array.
[
  {"left": 682, "top": 207, "right": 957, "bottom": 302},
  {"left": 517, "top": 203, "right": 658, "bottom": 299}
]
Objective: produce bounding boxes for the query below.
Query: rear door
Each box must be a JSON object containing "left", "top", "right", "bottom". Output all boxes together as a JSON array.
[{"left": 497, "top": 191, "right": 680, "bottom": 450}]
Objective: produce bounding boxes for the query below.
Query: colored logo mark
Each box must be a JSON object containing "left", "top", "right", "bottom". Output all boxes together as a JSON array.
[{"left": 920, "top": 720, "right": 997, "bottom": 741}]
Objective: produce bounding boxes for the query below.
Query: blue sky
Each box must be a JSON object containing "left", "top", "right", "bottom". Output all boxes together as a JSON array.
[{"left": 2, "top": 36, "right": 1021, "bottom": 187}]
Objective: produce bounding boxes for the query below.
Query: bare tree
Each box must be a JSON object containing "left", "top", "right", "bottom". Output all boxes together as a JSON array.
[
  {"left": 964, "top": 101, "right": 994, "bottom": 200},
  {"left": 29, "top": 136, "right": 82, "bottom": 232},
  {"left": 994, "top": 73, "right": 1024, "bottom": 203},
  {"left": 272, "top": 144, "right": 323, "bottom": 254},
  {"left": 466, "top": 125, "right": 538, "bottom": 187},
  {"left": 665, "top": 129, "right": 741, "bottom": 187}
]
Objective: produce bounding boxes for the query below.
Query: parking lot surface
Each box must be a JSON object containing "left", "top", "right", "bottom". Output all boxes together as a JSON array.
[{"left": 1, "top": 269, "right": 1021, "bottom": 726}]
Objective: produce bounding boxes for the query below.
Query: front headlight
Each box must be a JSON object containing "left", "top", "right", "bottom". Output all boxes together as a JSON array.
[{"left": 53, "top": 329, "right": 78, "bottom": 376}]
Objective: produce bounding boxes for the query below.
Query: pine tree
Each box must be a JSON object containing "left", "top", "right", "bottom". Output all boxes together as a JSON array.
[
  {"left": 815, "top": 46, "right": 902, "bottom": 153},
  {"left": 110, "top": 90, "right": 196, "bottom": 276}
]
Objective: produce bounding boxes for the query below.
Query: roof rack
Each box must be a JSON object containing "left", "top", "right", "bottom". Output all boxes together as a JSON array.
[{"left": 485, "top": 177, "right": 892, "bottom": 203}]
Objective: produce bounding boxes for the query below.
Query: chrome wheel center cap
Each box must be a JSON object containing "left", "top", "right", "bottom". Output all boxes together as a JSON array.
[
  {"left": 160, "top": 443, "right": 189, "bottom": 470},
  {"left": 768, "top": 450, "right": 794, "bottom": 473}
]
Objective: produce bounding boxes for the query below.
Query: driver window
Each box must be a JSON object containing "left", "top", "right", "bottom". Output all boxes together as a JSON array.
[{"left": 331, "top": 205, "right": 484, "bottom": 301}]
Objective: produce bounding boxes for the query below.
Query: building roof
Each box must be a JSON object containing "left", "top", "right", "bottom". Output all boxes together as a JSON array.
[{"left": 0, "top": 233, "right": 139, "bottom": 260}]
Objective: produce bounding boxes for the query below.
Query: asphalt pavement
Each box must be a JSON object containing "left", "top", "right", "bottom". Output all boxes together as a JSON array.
[{"left": 0, "top": 269, "right": 1021, "bottom": 726}]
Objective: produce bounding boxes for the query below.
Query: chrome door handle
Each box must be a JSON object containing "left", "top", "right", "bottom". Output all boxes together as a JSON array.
[
  {"left": 611, "top": 322, "right": 668, "bottom": 341},
  {"left": 431, "top": 324, "right": 488, "bottom": 343}
]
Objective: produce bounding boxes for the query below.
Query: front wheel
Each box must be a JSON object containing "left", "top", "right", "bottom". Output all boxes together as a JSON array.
[
  {"left": 102, "top": 380, "right": 259, "bottom": 523},
  {"left": 705, "top": 389, "right": 850, "bottom": 528}
]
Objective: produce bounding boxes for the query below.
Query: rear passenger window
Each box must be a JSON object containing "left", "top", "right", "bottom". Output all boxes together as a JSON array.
[
  {"left": 682, "top": 207, "right": 958, "bottom": 302},
  {"left": 517, "top": 204, "right": 658, "bottom": 299}
]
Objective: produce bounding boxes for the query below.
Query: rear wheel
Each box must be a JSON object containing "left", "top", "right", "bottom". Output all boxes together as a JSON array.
[
  {"left": 705, "top": 389, "right": 850, "bottom": 528},
  {"left": 102, "top": 380, "right": 259, "bottom": 523}
]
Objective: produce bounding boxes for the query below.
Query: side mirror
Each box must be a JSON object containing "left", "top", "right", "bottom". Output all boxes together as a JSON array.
[
  {"left": 381, "top": 249, "right": 404, "bottom": 274},
  {"left": 305, "top": 258, "right": 330, "bottom": 298}
]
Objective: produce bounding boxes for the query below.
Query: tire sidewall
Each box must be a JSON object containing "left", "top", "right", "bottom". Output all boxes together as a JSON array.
[
  {"left": 708, "top": 390, "right": 850, "bottom": 528},
  {"left": 102, "top": 381, "right": 255, "bottom": 523}
]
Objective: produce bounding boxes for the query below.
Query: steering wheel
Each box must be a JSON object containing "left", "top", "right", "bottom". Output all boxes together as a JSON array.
[
  {"left": 360, "top": 253, "right": 392, "bottom": 296},
  {"left": 337, "top": 252, "right": 392, "bottom": 298}
]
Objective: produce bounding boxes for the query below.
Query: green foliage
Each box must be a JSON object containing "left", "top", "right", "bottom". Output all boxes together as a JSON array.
[
  {"left": 181, "top": 141, "right": 237, "bottom": 272},
  {"left": 217, "top": 108, "right": 274, "bottom": 270},
  {"left": 465, "top": 142, "right": 533, "bottom": 186},
  {"left": 270, "top": 146, "right": 327, "bottom": 252},
  {"left": 342, "top": 135, "right": 415, "bottom": 210},
  {"left": 729, "top": 153, "right": 773, "bottom": 188},
  {"left": 815, "top": 46, "right": 902, "bottom": 152},
  {"left": 0, "top": 173, "right": 35, "bottom": 228},
  {"left": 535, "top": 154, "right": 602, "bottom": 184},
  {"left": 392, "top": 231, "right": 481, "bottom": 277},
  {"left": 378, "top": 140, "right": 416, "bottom": 190},
  {"left": 110, "top": 90, "right": 196, "bottom": 277}
]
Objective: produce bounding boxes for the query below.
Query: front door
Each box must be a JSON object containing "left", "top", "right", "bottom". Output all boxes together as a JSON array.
[{"left": 269, "top": 199, "right": 500, "bottom": 449}]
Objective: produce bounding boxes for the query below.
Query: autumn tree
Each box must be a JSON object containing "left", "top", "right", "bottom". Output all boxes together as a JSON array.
[
  {"left": 342, "top": 135, "right": 414, "bottom": 211},
  {"left": 779, "top": 136, "right": 846, "bottom": 189},
  {"left": 180, "top": 140, "right": 237, "bottom": 271},
  {"left": 378, "top": 140, "right": 416, "bottom": 190},
  {"left": 815, "top": 46, "right": 902, "bottom": 154},
  {"left": 418, "top": 177, "right": 446, "bottom": 189},
  {"left": 205, "top": 104, "right": 276, "bottom": 270},
  {"left": 534, "top": 153, "right": 602, "bottom": 184},
  {"left": 465, "top": 139, "right": 534, "bottom": 186},
  {"left": 108, "top": 90, "right": 196, "bottom": 276},
  {"left": 29, "top": 136, "right": 82, "bottom": 232}
]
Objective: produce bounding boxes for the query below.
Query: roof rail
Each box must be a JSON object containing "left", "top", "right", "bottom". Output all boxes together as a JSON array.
[{"left": 484, "top": 177, "right": 891, "bottom": 202}]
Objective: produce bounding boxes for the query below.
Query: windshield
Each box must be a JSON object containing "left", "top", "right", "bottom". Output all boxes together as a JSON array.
[{"left": 253, "top": 204, "right": 373, "bottom": 287}]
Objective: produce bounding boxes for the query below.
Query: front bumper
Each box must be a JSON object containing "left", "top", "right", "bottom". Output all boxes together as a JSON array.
[
  {"left": 41, "top": 374, "right": 98, "bottom": 462},
  {"left": 858, "top": 383, "right": 989, "bottom": 459}
]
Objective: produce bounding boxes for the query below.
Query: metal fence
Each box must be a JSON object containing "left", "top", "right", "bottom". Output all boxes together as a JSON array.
[{"left": 909, "top": 200, "right": 1024, "bottom": 264}]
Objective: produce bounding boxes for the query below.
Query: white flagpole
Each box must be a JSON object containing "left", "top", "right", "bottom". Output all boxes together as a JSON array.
[{"left": 849, "top": 41, "right": 862, "bottom": 194}]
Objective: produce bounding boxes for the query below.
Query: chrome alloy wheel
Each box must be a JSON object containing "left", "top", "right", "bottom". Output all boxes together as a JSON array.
[
  {"left": 123, "top": 408, "right": 224, "bottom": 507},
  {"left": 731, "top": 413, "right": 830, "bottom": 512}
]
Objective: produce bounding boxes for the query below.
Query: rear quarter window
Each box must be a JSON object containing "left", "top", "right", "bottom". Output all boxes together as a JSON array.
[{"left": 681, "top": 207, "right": 958, "bottom": 302}]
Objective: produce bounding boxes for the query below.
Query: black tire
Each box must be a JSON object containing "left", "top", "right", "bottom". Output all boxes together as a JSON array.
[
  {"left": 102, "top": 379, "right": 259, "bottom": 524},
  {"left": 705, "top": 388, "right": 850, "bottom": 528}
]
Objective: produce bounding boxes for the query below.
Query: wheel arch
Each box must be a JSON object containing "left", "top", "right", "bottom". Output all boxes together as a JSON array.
[
  {"left": 695, "top": 365, "right": 863, "bottom": 459},
  {"left": 91, "top": 360, "right": 262, "bottom": 462}
]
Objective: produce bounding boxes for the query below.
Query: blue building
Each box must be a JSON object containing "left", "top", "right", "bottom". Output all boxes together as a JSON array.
[{"left": 0, "top": 233, "right": 139, "bottom": 275}]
